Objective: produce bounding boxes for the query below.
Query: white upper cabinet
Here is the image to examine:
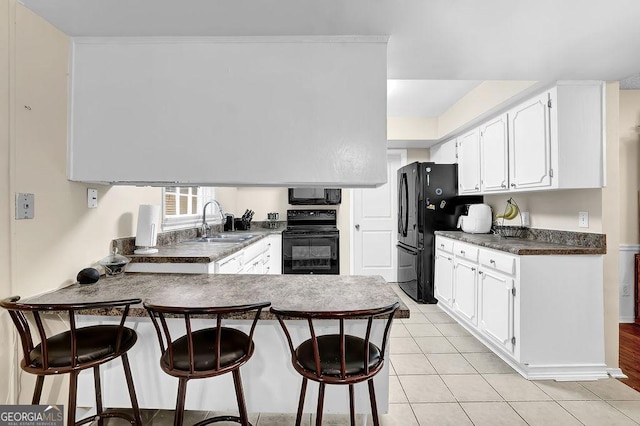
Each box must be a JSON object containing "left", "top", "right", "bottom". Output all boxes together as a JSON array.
[
  {"left": 508, "top": 92, "right": 552, "bottom": 190},
  {"left": 429, "top": 138, "right": 458, "bottom": 164},
  {"left": 68, "top": 36, "right": 388, "bottom": 187},
  {"left": 457, "top": 129, "right": 481, "bottom": 194},
  {"left": 480, "top": 114, "right": 509, "bottom": 192},
  {"left": 454, "top": 81, "right": 604, "bottom": 195}
]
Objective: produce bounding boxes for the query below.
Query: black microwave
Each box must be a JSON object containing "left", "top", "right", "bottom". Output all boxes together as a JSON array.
[{"left": 288, "top": 188, "right": 342, "bottom": 205}]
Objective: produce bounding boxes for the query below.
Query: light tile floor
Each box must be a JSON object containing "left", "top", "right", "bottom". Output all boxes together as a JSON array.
[{"left": 101, "top": 284, "right": 640, "bottom": 425}]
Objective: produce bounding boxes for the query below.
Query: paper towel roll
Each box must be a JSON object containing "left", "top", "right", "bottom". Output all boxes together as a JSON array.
[{"left": 134, "top": 204, "right": 160, "bottom": 254}]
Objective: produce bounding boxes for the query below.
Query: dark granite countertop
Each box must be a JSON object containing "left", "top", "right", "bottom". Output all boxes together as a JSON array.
[
  {"left": 435, "top": 230, "right": 606, "bottom": 255},
  {"left": 21, "top": 274, "right": 410, "bottom": 319},
  {"left": 127, "top": 230, "right": 281, "bottom": 264}
]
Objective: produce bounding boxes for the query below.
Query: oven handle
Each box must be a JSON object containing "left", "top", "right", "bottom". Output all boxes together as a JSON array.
[{"left": 283, "top": 234, "right": 339, "bottom": 240}]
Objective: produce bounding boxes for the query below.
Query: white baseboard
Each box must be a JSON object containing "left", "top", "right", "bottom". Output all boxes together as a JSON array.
[
  {"left": 620, "top": 316, "right": 636, "bottom": 324},
  {"left": 607, "top": 368, "right": 628, "bottom": 379}
]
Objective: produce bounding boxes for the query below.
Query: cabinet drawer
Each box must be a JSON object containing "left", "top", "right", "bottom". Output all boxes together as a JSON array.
[
  {"left": 436, "top": 237, "right": 454, "bottom": 254},
  {"left": 453, "top": 242, "right": 478, "bottom": 262},
  {"left": 479, "top": 250, "right": 516, "bottom": 275}
]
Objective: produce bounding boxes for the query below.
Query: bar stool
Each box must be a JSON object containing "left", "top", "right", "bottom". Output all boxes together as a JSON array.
[
  {"left": 144, "top": 300, "right": 270, "bottom": 426},
  {"left": 0, "top": 296, "right": 143, "bottom": 426},
  {"left": 271, "top": 302, "right": 399, "bottom": 426}
]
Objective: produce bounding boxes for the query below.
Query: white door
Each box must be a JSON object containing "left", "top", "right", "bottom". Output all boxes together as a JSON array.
[
  {"left": 352, "top": 150, "right": 405, "bottom": 281},
  {"left": 480, "top": 114, "right": 509, "bottom": 192},
  {"left": 457, "top": 129, "right": 481, "bottom": 194},
  {"left": 508, "top": 92, "right": 552, "bottom": 190},
  {"left": 453, "top": 260, "right": 478, "bottom": 326},
  {"left": 434, "top": 252, "right": 454, "bottom": 307},
  {"left": 478, "top": 268, "right": 515, "bottom": 354}
]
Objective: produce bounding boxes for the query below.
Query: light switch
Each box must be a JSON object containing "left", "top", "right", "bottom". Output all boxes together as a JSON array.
[
  {"left": 578, "top": 211, "right": 589, "bottom": 228},
  {"left": 87, "top": 188, "right": 98, "bottom": 208},
  {"left": 15, "top": 193, "right": 34, "bottom": 219}
]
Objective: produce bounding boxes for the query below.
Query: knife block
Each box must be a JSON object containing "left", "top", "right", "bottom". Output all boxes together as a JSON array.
[{"left": 234, "top": 218, "right": 250, "bottom": 231}]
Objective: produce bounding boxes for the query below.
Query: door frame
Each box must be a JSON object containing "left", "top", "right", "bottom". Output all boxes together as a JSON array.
[{"left": 349, "top": 149, "right": 408, "bottom": 277}]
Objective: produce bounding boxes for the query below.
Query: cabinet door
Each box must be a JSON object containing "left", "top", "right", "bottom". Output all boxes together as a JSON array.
[
  {"left": 508, "top": 92, "right": 552, "bottom": 190},
  {"left": 267, "top": 235, "right": 282, "bottom": 274},
  {"left": 457, "top": 129, "right": 481, "bottom": 194},
  {"left": 480, "top": 114, "right": 509, "bottom": 192},
  {"left": 453, "top": 260, "right": 478, "bottom": 326},
  {"left": 434, "top": 252, "right": 454, "bottom": 307},
  {"left": 478, "top": 268, "right": 515, "bottom": 354}
]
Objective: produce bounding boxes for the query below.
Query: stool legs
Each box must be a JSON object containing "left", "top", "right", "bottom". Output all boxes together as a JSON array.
[
  {"left": 32, "top": 375, "right": 44, "bottom": 405},
  {"left": 232, "top": 369, "right": 249, "bottom": 426},
  {"left": 68, "top": 370, "right": 79, "bottom": 426},
  {"left": 121, "top": 353, "right": 142, "bottom": 425},
  {"left": 315, "top": 383, "right": 326, "bottom": 426},
  {"left": 348, "top": 384, "right": 356, "bottom": 426},
  {"left": 175, "top": 378, "right": 189, "bottom": 426},
  {"left": 93, "top": 366, "right": 104, "bottom": 426},
  {"left": 295, "top": 378, "right": 308, "bottom": 426},
  {"left": 367, "top": 379, "right": 379, "bottom": 426}
]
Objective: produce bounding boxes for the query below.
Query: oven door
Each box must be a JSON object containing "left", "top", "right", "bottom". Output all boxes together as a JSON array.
[{"left": 282, "top": 233, "right": 339, "bottom": 275}]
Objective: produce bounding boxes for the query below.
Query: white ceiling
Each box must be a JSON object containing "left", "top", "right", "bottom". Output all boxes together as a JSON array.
[{"left": 20, "top": 0, "right": 640, "bottom": 117}]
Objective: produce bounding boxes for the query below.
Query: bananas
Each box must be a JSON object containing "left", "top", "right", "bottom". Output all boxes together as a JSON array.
[{"left": 496, "top": 200, "right": 519, "bottom": 220}]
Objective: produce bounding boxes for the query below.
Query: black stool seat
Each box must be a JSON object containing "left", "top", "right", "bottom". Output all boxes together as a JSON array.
[
  {"left": 271, "top": 302, "right": 399, "bottom": 426},
  {"left": 145, "top": 300, "right": 270, "bottom": 426},
  {"left": 296, "top": 335, "right": 381, "bottom": 376},
  {"left": 1, "top": 296, "right": 143, "bottom": 426},
  {"left": 163, "top": 327, "right": 250, "bottom": 372},
  {"left": 30, "top": 325, "right": 137, "bottom": 368}
]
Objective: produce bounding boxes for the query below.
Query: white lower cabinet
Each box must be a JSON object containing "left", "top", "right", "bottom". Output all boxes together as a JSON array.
[
  {"left": 478, "top": 267, "right": 515, "bottom": 355},
  {"left": 452, "top": 260, "right": 478, "bottom": 326},
  {"left": 434, "top": 235, "right": 606, "bottom": 381},
  {"left": 434, "top": 251, "right": 454, "bottom": 307}
]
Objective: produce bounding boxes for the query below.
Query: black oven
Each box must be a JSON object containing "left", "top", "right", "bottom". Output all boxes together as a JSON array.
[{"left": 282, "top": 210, "right": 340, "bottom": 275}]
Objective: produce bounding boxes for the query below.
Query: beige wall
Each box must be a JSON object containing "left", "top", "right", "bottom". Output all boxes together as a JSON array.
[
  {"left": 619, "top": 90, "right": 640, "bottom": 245},
  {"left": 603, "top": 82, "right": 621, "bottom": 369},
  {"left": 2, "top": 2, "right": 162, "bottom": 405},
  {"left": 438, "top": 81, "right": 538, "bottom": 138},
  {"left": 407, "top": 148, "right": 430, "bottom": 164},
  {"left": 387, "top": 116, "right": 438, "bottom": 140}
]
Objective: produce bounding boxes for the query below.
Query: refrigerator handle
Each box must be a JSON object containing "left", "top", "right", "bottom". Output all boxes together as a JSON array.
[{"left": 416, "top": 169, "right": 423, "bottom": 233}]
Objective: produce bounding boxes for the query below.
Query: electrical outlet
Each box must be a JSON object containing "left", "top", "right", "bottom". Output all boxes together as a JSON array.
[
  {"left": 521, "top": 211, "right": 530, "bottom": 227},
  {"left": 87, "top": 188, "right": 98, "bottom": 208},
  {"left": 15, "top": 193, "right": 34, "bottom": 219},
  {"left": 578, "top": 211, "right": 589, "bottom": 228},
  {"left": 622, "top": 284, "right": 631, "bottom": 297}
]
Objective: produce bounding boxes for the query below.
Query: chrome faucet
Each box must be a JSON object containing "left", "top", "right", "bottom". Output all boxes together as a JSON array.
[{"left": 201, "top": 200, "right": 225, "bottom": 238}]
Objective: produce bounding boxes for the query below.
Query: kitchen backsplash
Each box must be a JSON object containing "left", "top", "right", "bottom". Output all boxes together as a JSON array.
[{"left": 113, "top": 221, "right": 286, "bottom": 255}]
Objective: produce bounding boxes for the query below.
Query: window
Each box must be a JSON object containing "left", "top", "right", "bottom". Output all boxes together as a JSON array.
[{"left": 162, "top": 186, "right": 217, "bottom": 230}]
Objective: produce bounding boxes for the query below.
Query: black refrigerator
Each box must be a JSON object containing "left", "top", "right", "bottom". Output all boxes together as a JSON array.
[{"left": 397, "top": 162, "right": 482, "bottom": 303}]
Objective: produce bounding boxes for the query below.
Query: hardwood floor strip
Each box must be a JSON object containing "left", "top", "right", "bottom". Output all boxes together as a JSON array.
[{"left": 619, "top": 324, "right": 640, "bottom": 392}]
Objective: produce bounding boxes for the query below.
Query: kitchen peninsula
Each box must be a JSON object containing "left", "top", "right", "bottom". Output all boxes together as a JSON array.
[{"left": 22, "top": 273, "right": 408, "bottom": 414}]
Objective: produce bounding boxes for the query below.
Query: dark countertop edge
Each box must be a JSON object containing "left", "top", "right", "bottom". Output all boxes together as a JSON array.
[
  {"left": 435, "top": 230, "right": 606, "bottom": 256},
  {"left": 127, "top": 232, "right": 276, "bottom": 264},
  {"left": 77, "top": 307, "right": 410, "bottom": 320}
]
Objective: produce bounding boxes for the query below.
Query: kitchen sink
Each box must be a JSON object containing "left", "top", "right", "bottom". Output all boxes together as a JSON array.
[{"left": 187, "top": 234, "right": 256, "bottom": 243}]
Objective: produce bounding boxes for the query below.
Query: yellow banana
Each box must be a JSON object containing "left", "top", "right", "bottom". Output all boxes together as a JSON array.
[
  {"left": 496, "top": 203, "right": 515, "bottom": 219},
  {"left": 505, "top": 202, "right": 519, "bottom": 220}
]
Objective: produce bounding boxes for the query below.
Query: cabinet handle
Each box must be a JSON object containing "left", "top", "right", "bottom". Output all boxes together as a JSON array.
[
  {"left": 511, "top": 183, "right": 516, "bottom": 188},
  {"left": 460, "top": 250, "right": 465, "bottom": 255},
  {"left": 478, "top": 271, "right": 483, "bottom": 275},
  {"left": 440, "top": 243, "right": 445, "bottom": 248},
  {"left": 501, "top": 183, "right": 506, "bottom": 188},
  {"left": 490, "top": 259, "right": 496, "bottom": 264},
  {"left": 475, "top": 185, "right": 479, "bottom": 190},
  {"left": 471, "top": 267, "right": 476, "bottom": 272}
]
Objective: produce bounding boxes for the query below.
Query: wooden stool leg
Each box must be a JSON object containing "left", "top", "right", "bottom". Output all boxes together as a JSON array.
[
  {"left": 296, "top": 378, "right": 308, "bottom": 426},
  {"left": 232, "top": 369, "right": 249, "bottom": 426},
  {"left": 174, "top": 378, "right": 188, "bottom": 426},
  {"left": 367, "top": 378, "right": 379, "bottom": 426},
  {"left": 348, "top": 384, "right": 356, "bottom": 426},
  {"left": 32, "top": 375, "right": 44, "bottom": 405},
  {"left": 315, "top": 382, "right": 325, "bottom": 426},
  {"left": 93, "top": 366, "right": 104, "bottom": 426},
  {"left": 68, "top": 370, "right": 79, "bottom": 426},
  {"left": 121, "top": 353, "right": 142, "bottom": 425}
]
